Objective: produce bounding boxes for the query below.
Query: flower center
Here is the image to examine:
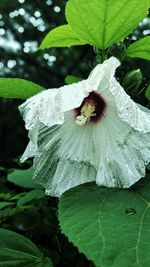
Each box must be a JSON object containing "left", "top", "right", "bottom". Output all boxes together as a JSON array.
[
  {"left": 74, "top": 91, "right": 107, "bottom": 126},
  {"left": 76, "top": 101, "right": 96, "bottom": 126}
]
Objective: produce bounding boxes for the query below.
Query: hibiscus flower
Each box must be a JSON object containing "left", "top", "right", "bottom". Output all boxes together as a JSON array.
[{"left": 19, "top": 57, "right": 150, "bottom": 197}]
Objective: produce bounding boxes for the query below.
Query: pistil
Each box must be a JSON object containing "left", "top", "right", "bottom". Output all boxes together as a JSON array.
[{"left": 76, "top": 102, "right": 96, "bottom": 126}]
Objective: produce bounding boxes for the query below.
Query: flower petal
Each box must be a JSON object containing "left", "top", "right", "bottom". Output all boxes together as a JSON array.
[
  {"left": 45, "top": 159, "right": 96, "bottom": 197},
  {"left": 19, "top": 81, "right": 89, "bottom": 130},
  {"left": 109, "top": 77, "right": 150, "bottom": 133},
  {"left": 31, "top": 120, "right": 96, "bottom": 197},
  {"left": 32, "top": 123, "right": 60, "bottom": 187},
  {"left": 86, "top": 57, "right": 120, "bottom": 92},
  {"left": 95, "top": 109, "right": 150, "bottom": 188},
  {"left": 20, "top": 126, "right": 39, "bottom": 162},
  {"left": 19, "top": 56, "right": 150, "bottom": 196},
  {"left": 29, "top": 102, "right": 150, "bottom": 194},
  {"left": 61, "top": 81, "right": 89, "bottom": 111},
  {"left": 21, "top": 141, "right": 37, "bottom": 163},
  {"left": 58, "top": 113, "right": 97, "bottom": 168},
  {"left": 19, "top": 89, "right": 63, "bottom": 130}
]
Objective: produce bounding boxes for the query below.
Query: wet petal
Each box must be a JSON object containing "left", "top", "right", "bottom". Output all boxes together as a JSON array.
[
  {"left": 20, "top": 126, "right": 39, "bottom": 162},
  {"left": 109, "top": 77, "right": 150, "bottom": 133},
  {"left": 95, "top": 110, "right": 150, "bottom": 188},
  {"left": 61, "top": 81, "right": 89, "bottom": 111},
  {"left": 19, "top": 81, "right": 89, "bottom": 131},
  {"left": 21, "top": 140, "right": 37, "bottom": 163},
  {"left": 19, "top": 89, "right": 63, "bottom": 130},
  {"left": 32, "top": 123, "right": 60, "bottom": 188},
  {"left": 86, "top": 57, "right": 120, "bottom": 92},
  {"left": 56, "top": 109, "right": 150, "bottom": 190},
  {"left": 19, "top": 57, "right": 150, "bottom": 197},
  {"left": 46, "top": 160, "right": 96, "bottom": 197},
  {"left": 31, "top": 120, "right": 96, "bottom": 197}
]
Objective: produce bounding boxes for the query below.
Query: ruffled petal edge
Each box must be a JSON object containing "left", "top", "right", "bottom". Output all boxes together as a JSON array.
[{"left": 110, "top": 77, "right": 150, "bottom": 133}]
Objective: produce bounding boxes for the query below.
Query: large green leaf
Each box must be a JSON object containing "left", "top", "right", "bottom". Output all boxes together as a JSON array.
[
  {"left": 0, "top": 228, "right": 53, "bottom": 266},
  {"left": 59, "top": 178, "right": 150, "bottom": 267},
  {"left": 7, "top": 168, "right": 42, "bottom": 189},
  {"left": 0, "top": 78, "right": 44, "bottom": 99},
  {"left": 40, "top": 25, "right": 86, "bottom": 48},
  {"left": 126, "top": 36, "right": 150, "bottom": 60},
  {"left": 66, "top": 0, "right": 148, "bottom": 49}
]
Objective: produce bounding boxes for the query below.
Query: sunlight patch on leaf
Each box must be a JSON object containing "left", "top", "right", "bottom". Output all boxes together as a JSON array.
[
  {"left": 40, "top": 25, "right": 86, "bottom": 49},
  {"left": 0, "top": 78, "right": 45, "bottom": 99},
  {"left": 66, "top": 0, "right": 149, "bottom": 49}
]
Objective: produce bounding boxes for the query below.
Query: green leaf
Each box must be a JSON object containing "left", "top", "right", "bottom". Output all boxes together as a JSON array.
[
  {"left": 0, "top": 206, "right": 32, "bottom": 222},
  {"left": 40, "top": 25, "right": 86, "bottom": 49},
  {"left": 145, "top": 84, "right": 150, "bottom": 101},
  {"left": 65, "top": 75, "right": 82, "bottom": 85},
  {"left": 0, "top": 78, "right": 45, "bottom": 99},
  {"left": 0, "top": 228, "right": 53, "bottom": 266},
  {"left": 59, "top": 179, "right": 150, "bottom": 267},
  {"left": 0, "top": 202, "right": 14, "bottom": 210},
  {"left": 7, "top": 168, "right": 42, "bottom": 189},
  {"left": 126, "top": 36, "right": 150, "bottom": 60},
  {"left": 66, "top": 0, "right": 148, "bottom": 49},
  {"left": 17, "top": 189, "right": 45, "bottom": 206}
]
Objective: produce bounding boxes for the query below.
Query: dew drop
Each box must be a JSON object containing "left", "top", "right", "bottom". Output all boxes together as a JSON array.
[{"left": 125, "top": 208, "right": 136, "bottom": 215}]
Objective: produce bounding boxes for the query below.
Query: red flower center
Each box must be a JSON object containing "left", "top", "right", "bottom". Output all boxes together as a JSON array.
[{"left": 74, "top": 91, "right": 107, "bottom": 125}]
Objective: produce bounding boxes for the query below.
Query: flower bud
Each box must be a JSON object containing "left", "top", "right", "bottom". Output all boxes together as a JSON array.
[{"left": 122, "top": 69, "right": 143, "bottom": 93}]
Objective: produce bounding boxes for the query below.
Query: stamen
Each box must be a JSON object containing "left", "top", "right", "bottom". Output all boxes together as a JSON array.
[
  {"left": 74, "top": 91, "right": 107, "bottom": 126},
  {"left": 76, "top": 115, "right": 87, "bottom": 126},
  {"left": 76, "top": 102, "right": 96, "bottom": 126}
]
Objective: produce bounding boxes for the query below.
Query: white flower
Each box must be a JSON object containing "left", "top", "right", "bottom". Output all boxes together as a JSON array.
[{"left": 19, "top": 57, "right": 150, "bottom": 197}]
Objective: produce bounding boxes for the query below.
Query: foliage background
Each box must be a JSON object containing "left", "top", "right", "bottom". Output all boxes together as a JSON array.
[{"left": 0, "top": 0, "right": 150, "bottom": 266}]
